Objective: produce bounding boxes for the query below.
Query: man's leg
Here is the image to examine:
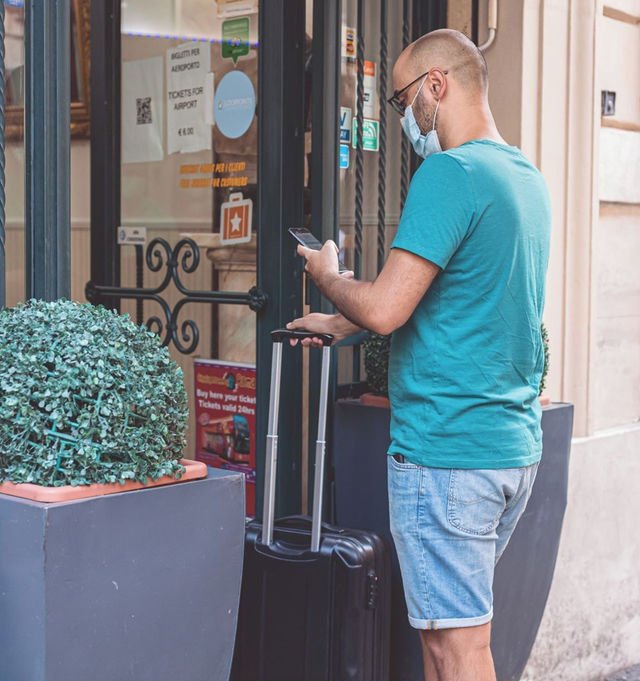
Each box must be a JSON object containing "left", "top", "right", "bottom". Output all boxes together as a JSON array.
[{"left": 419, "top": 622, "right": 496, "bottom": 681}]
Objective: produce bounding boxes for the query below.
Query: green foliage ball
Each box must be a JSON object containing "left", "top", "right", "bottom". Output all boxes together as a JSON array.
[
  {"left": 363, "top": 332, "right": 391, "bottom": 397},
  {"left": 0, "top": 299, "right": 188, "bottom": 487},
  {"left": 539, "top": 322, "right": 550, "bottom": 395}
]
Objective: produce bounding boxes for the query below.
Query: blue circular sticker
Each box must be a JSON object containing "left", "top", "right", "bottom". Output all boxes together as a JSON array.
[{"left": 214, "top": 71, "right": 255, "bottom": 139}]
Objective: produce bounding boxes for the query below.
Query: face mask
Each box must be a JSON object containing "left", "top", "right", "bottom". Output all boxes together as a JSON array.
[{"left": 400, "top": 77, "right": 442, "bottom": 159}]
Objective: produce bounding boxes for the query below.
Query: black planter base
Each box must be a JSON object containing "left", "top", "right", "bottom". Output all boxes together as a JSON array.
[
  {"left": 0, "top": 467, "right": 245, "bottom": 681},
  {"left": 333, "top": 400, "right": 573, "bottom": 681}
]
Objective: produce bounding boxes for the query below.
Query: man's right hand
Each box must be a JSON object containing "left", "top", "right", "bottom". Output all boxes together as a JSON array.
[{"left": 286, "top": 313, "right": 361, "bottom": 348}]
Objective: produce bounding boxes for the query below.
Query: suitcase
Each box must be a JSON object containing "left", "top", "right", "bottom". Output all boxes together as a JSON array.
[{"left": 231, "top": 329, "right": 391, "bottom": 681}]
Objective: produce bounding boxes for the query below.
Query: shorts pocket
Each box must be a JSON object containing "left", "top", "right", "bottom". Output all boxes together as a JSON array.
[
  {"left": 447, "top": 469, "right": 507, "bottom": 536},
  {"left": 388, "top": 454, "right": 419, "bottom": 470}
]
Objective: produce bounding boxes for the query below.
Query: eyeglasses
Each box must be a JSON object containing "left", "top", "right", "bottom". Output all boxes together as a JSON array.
[{"left": 387, "top": 69, "right": 448, "bottom": 115}]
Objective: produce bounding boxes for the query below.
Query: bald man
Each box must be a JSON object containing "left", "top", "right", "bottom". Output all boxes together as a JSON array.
[{"left": 288, "top": 29, "right": 550, "bottom": 681}]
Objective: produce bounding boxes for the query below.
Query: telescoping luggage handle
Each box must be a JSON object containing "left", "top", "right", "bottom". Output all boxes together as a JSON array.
[{"left": 262, "top": 329, "right": 334, "bottom": 552}]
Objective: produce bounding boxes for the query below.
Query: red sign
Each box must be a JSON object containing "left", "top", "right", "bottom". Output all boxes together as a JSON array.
[
  {"left": 194, "top": 359, "right": 257, "bottom": 516},
  {"left": 220, "top": 191, "right": 253, "bottom": 244}
]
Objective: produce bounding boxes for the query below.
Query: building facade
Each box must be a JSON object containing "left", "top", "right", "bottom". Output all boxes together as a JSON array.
[{"left": 1, "top": 1, "right": 639, "bottom": 679}]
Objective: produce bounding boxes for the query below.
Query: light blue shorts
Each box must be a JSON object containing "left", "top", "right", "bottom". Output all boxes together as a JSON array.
[{"left": 387, "top": 455, "right": 539, "bottom": 630}]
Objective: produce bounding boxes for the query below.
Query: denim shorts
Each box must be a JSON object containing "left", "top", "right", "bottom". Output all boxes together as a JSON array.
[{"left": 387, "top": 454, "right": 539, "bottom": 630}]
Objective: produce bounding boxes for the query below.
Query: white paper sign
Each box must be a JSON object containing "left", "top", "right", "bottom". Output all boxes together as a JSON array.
[
  {"left": 363, "top": 61, "right": 377, "bottom": 118},
  {"left": 122, "top": 57, "right": 164, "bottom": 164},
  {"left": 167, "top": 41, "right": 212, "bottom": 154},
  {"left": 216, "top": 0, "right": 258, "bottom": 19}
]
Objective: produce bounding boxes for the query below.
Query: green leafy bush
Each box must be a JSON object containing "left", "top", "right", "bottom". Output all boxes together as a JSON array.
[
  {"left": 363, "top": 332, "right": 391, "bottom": 397},
  {"left": 539, "top": 322, "right": 550, "bottom": 395},
  {"left": 0, "top": 299, "right": 188, "bottom": 487},
  {"left": 363, "top": 324, "right": 550, "bottom": 399}
]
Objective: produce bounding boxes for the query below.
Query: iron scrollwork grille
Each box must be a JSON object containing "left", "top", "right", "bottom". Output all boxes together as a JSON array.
[{"left": 85, "top": 238, "right": 268, "bottom": 355}]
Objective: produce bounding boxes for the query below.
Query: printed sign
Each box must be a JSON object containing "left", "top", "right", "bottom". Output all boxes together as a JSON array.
[
  {"left": 340, "top": 107, "right": 351, "bottom": 143},
  {"left": 194, "top": 359, "right": 256, "bottom": 516},
  {"left": 362, "top": 60, "right": 377, "bottom": 118},
  {"left": 122, "top": 57, "right": 164, "bottom": 163},
  {"left": 117, "top": 226, "right": 147, "bottom": 245},
  {"left": 221, "top": 17, "right": 250, "bottom": 64},
  {"left": 342, "top": 25, "right": 356, "bottom": 59},
  {"left": 339, "top": 144, "right": 350, "bottom": 169},
  {"left": 166, "top": 41, "right": 212, "bottom": 154},
  {"left": 217, "top": 0, "right": 258, "bottom": 19},
  {"left": 220, "top": 192, "right": 253, "bottom": 244},
  {"left": 352, "top": 118, "right": 380, "bottom": 152},
  {"left": 214, "top": 70, "right": 256, "bottom": 139}
]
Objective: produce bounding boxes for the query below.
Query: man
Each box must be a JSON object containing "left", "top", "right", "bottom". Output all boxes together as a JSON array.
[{"left": 287, "top": 29, "right": 551, "bottom": 681}]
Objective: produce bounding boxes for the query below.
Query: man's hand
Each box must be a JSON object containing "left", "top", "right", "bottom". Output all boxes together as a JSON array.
[
  {"left": 297, "top": 240, "right": 354, "bottom": 285},
  {"left": 286, "top": 313, "right": 361, "bottom": 348}
]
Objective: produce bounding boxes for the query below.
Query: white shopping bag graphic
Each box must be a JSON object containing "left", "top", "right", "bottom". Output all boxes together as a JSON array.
[{"left": 220, "top": 192, "right": 253, "bottom": 245}]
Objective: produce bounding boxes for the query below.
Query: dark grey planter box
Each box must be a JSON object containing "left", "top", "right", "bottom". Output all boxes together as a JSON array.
[
  {"left": 333, "top": 400, "right": 573, "bottom": 681},
  {"left": 0, "top": 467, "right": 245, "bottom": 681}
]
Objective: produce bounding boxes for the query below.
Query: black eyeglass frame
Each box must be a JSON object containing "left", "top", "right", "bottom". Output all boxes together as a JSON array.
[{"left": 387, "top": 68, "right": 448, "bottom": 115}]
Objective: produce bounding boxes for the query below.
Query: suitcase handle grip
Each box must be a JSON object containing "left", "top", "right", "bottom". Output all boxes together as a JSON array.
[
  {"left": 271, "top": 329, "right": 334, "bottom": 346},
  {"left": 276, "top": 515, "right": 342, "bottom": 535}
]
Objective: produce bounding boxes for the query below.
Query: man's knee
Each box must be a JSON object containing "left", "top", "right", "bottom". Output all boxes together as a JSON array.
[{"left": 420, "top": 621, "right": 492, "bottom": 662}]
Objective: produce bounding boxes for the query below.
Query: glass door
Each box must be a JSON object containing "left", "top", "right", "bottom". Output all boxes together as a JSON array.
[
  {"left": 119, "top": 0, "right": 260, "bottom": 511},
  {"left": 89, "top": 0, "right": 309, "bottom": 518}
]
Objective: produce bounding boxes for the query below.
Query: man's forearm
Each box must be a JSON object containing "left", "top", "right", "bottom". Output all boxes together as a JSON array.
[{"left": 315, "top": 272, "right": 381, "bottom": 333}]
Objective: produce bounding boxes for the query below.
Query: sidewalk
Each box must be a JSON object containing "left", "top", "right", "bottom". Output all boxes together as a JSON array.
[{"left": 602, "top": 664, "right": 640, "bottom": 681}]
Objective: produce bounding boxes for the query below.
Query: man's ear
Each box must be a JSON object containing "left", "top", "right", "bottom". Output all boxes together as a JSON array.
[{"left": 429, "top": 68, "right": 447, "bottom": 99}]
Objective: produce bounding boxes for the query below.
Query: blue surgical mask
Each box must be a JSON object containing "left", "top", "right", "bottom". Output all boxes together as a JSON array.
[{"left": 400, "top": 77, "right": 441, "bottom": 159}]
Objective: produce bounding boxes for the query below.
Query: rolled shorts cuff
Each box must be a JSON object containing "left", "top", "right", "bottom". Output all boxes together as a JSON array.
[{"left": 408, "top": 607, "right": 493, "bottom": 630}]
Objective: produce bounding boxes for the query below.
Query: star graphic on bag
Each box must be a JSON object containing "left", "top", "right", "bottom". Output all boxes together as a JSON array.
[{"left": 230, "top": 213, "right": 243, "bottom": 236}]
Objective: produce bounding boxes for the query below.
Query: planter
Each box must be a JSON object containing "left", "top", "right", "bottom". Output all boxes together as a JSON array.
[
  {"left": 0, "top": 466, "right": 245, "bottom": 681},
  {"left": 333, "top": 399, "right": 573, "bottom": 681},
  {"left": 0, "top": 458, "right": 207, "bottom": 502},
  {"left": 491, "top": 402, "right": 574, "bottom": 681},
  {"left": 359, "top": 393, "right": 391, "bottom": 408}
]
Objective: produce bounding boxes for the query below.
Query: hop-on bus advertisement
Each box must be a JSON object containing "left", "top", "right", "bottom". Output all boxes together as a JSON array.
[{"left": 193, "top": 359, "right": 256, "bottom": 516}]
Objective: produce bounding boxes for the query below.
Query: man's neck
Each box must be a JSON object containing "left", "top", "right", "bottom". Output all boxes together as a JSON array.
[{"left": 439, "top": 105, "right": 507, "bottom": 150}]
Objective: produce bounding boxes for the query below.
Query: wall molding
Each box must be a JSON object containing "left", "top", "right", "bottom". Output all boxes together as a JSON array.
[
  {"left": 602, "top": 5, "right": 640, "bottom": 25},
  {"left": 601, "top": 117, "right": 640, "bottom": 132}
]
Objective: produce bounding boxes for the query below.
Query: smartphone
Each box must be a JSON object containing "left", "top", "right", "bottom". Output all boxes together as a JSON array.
[{"left": 288, "top": 227, "right": 350, "bottom": 274}]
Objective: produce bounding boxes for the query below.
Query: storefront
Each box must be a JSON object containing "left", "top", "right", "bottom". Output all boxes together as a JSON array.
[{"left": 1, "top": 0, "right": 448, "bottom": 517}]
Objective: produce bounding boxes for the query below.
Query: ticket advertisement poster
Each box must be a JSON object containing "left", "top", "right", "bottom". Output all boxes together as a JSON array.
[{"left": 194, "top": 359, "right": 256, "bottom": 516}]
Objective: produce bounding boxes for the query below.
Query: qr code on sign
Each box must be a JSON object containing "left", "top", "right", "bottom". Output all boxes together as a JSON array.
[{"left": 136, "top": 97, "right": 152, "bottom": 125}]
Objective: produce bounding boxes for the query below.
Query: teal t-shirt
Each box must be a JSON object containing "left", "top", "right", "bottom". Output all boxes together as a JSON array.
[{"left": 389, "top": 139, "right": 551, "bottom": 469}]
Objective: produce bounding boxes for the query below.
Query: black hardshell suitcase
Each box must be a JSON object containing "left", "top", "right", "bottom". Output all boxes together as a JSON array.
[{"left": 231, "top": 329, "right": 390, "bottom": 681}]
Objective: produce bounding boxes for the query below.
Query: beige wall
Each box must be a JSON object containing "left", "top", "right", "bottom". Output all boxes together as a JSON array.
[{"left": 466, "top": 0, "right": 640, "bottom": 677}]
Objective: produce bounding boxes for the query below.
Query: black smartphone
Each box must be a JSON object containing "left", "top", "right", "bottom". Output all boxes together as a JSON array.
[{"left": 288, "top": 227, "right": 350, "bottom": 274}]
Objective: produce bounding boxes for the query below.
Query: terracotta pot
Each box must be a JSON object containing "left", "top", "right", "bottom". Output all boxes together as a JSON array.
[
  {"left": 539, "top": 394, "right": 551, "bottom": 406},
  {"left": 360, "top": 393, "right": 391, "bottom": 408},
  {"left": 0, "top": 458, "right": 207, "bottom": 503}
]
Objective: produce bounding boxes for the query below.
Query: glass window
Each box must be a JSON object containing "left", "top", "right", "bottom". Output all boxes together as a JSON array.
[
  {"left": 120, "top": 0, "right": 260, "bottom": 511},
  {"left": 2, "top": 0, "right": 91, "bottom": 308},
  {"left": 3, "top": 0, "right": 25, "bottom": 307}
]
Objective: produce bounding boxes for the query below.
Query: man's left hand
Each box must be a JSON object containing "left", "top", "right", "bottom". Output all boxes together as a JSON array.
[{"left": 297, "top": 240, "right": 353, "bottom": 285}]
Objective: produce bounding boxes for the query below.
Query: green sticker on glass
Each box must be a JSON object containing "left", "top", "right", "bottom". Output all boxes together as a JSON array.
[
  {"left": 352, "top": 118, "right": 380, "bottom": 151},
  {"left": 222, "top": 17, "right": 250, "bottom": 64}
]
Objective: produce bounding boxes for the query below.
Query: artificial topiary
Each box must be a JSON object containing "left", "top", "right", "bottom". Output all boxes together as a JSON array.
[
  {"left": 539, "top": 322, "right": 550, "bottom": 396},
  {"left": 0, "top": 299, "right": 188, "bottom": 487},
  {"left": 363, "top": 332, "right": 391, "bottom": 397},
  {"left": 363, "top": 324, "right": 550, "bottom": 399}
]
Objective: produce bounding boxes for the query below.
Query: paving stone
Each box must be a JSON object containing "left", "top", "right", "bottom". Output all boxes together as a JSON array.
[{"left": 600, "top": 663, "right": 640, "bottom": 681}]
